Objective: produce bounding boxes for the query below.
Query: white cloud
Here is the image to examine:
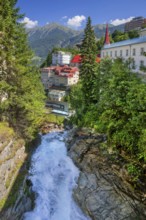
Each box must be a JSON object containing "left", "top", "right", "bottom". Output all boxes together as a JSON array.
[
  {"left": 67, "top": 15, "right": 86, "bottom": 28},
  {"left": 62, "top": 16, "right": 68, "bottom": 20},
  {"left": 21, "top": 17, "right": 38, "bottom": 28},
  {"left": 110, "top": 16, "right": 134, "bottom": 26}
]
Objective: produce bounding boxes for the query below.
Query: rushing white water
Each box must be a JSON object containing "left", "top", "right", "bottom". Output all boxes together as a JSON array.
[{"left": 24, "top": 131, "right": 90, "bottom": 220}]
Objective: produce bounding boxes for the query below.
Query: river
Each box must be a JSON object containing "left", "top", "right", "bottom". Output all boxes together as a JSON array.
[{"left": 24, "top": 131, "right": 90, "bottom": 220}]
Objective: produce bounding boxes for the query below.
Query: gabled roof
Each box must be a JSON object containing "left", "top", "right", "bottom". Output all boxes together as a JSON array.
[{"left": 102, "top": 36, "right": 146, "bottom": 50}]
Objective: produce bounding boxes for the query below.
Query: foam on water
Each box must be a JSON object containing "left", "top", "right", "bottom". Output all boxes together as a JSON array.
[{"left": 24, "top": 131, "right": 90, "bottom": 220}]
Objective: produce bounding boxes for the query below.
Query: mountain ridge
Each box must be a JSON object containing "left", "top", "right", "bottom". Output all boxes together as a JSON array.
[{"left": 27, "top": 22, "right": 125, "bottom": 61}]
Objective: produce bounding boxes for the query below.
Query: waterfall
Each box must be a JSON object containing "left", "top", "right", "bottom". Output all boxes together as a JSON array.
[{"left": 24, "top": 131, "right": 90, "bottom": 220}]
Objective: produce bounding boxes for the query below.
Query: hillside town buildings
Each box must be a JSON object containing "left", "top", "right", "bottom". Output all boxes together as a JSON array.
[
  {"left": 41, "top": 65, "right": 79, "bottom": 102},
  {"left": 41, "top": 50, "right": 79, "bottom": 105},
  {"left": 41, "top": 66, "right": 79, "bottom": 89},
  {"left": 42, "top": 19, "right": 146, "bottom": 111}
]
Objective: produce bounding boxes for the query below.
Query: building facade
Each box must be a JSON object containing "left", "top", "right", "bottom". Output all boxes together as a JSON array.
[
  {"left": 101, "top": 36, "right": 146, "bottom": 73},
  {"left": 41, "top": 66, "right": 79, "bottom": 89},
  {"left": 52, "top": 51, "right": 72, "bottom": 65},
  {"left": 125, "top": 17, "right": 146, "bottom": 32},
  {"left": 48, "top": 90, "right": 66, "bottom": 101},
  {"left": 41, "top": 67, "right": 55, "bottom": 90}
]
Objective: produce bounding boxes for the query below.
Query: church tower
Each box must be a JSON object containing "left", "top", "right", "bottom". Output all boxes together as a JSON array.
[{"left": 104, "top": 23, "right": 110, "bottom": 45}]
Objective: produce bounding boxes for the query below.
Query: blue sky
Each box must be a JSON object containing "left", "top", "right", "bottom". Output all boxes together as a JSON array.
[{"left": 17, "top": 0, "right": 146, "bottom": 29}]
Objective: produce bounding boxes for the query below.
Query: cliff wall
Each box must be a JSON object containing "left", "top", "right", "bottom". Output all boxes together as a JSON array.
[{"left": 66, "top": 128, "right": 146, "bottom": 220}]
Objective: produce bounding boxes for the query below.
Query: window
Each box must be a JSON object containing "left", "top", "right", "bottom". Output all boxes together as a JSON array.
[
  {"left": 140, "top": 48, "right": 144, "bottom": 55},
  {"left": 140, "top": 60, "right": 144, "bottom": 67},
  {"left": 103, "top": 52, "right": 104, "bottom": 57},
  {"left": 126, "top": 49, "right": 129, "bottom": 56},
  {"left": 106, "top": 52, "right": 108, "bottom": 56},
  {"left": 132, "top": 60, "right": 136, "bottom": 69},
  {"left": 132, "top": 48, "right": 136, "bottom": 56},
  {"left": 115, "top": 51, "right": 117, "bottom": 57},
  {"left": 110, "top": 51, "right": 112, "bottom": 57},
  {"left": 120, "top": 50, "right": 122, "bottom": 57}
]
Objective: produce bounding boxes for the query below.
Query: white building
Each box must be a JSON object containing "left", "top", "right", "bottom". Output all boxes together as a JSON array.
[
  {"left": 52, "top": 51, "right": 72, "bottom": 65},
  {"left": 48, "top": 90, "right": 66, "bottom": 101},
  {"left": 41, "top": 67, "right": 55, "bottom": 90},
  {"left": 54, "top": 66, "right": 79, "bottom": 87},
  {"left": 101, "top": 36, "right": 146, "bottom": 73},
  {"left": 41, "top": 66, "right": 79, "bottom": 89}
]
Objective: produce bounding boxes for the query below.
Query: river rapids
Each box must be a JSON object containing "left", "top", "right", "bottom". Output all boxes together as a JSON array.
[{"left": 24, "top": 131, "right": 90, "bottom": 220}]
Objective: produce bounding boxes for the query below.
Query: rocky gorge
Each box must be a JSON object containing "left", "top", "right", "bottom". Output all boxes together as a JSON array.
[
  {"left": 0, "top": 123, "right": 64, "bottom": 220},
  {"left": 0, "top": 125, "right": 146, "bottom": 220}
]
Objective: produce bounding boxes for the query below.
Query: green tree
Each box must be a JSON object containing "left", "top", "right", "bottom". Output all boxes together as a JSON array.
[
  {"left": 97, "top": 36, "right": 105, "bottom": 54},
  {"left": 69, "top": 82, "right": 86, "bottom": 126},
  {"left": 112, "top": 30, "right": 129, "bottom": 42},
  {"left": 128, "top": 30, "right": 139, "bottom": 39},
  {"left": 112, "top": 29, "right": 139, "bottom": 43},
  {"left": 0, "top": 0, "right": 45, "bottom": 140},
  {"left": 40, "top": 50, "right": 52, "bottom": 68},
  {"left": 96, "top": 58, "right": 146, "bottom": 162},
  {"left": 80, "top": 17, "right": 98, "bottom": 105}
]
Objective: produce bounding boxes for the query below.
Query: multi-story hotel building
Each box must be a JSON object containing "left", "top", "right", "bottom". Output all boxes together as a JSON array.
[
  {"left": 125, "top": 17, "right": 146, "bottom": 32},
  {"left": 41, "top": 66, "right": 79, "bottom": 89},
  {"left": 101, "top": 25, "right": 146, "bottom": 73}
]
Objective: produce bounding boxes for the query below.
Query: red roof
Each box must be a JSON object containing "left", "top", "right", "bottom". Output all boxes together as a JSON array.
[
  {"left": 71, "top": 54, "right": 100, "bottom": 64},
  {"left": 71, "top": 55, "right": 82, "bottom": 63},
  {"left": 53, "top": 66, "right": 79, "bottom": 77}
]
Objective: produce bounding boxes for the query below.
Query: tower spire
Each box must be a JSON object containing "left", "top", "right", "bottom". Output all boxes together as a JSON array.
[{"left": 104, "top": 23, "right": 110, "bottom": 45}]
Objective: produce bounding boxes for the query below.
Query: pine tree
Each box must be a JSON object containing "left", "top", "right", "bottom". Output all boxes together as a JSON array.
[
  {"left": 0, "top": 0, "right": 45, "bottom": 140},
  {"left": 80, "top": 17, "right": 98, "bottom": 105}
]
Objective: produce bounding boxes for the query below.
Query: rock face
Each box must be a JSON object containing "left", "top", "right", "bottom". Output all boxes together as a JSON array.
[
  {"left": 66, "top": 128, "right": 146, "bottom": 220},
  {"left": 0, "top": 137, "right": 33, "bottom": 219},
  {"left": 0, "top": 185, "right": 32, "bottom": 220}
]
